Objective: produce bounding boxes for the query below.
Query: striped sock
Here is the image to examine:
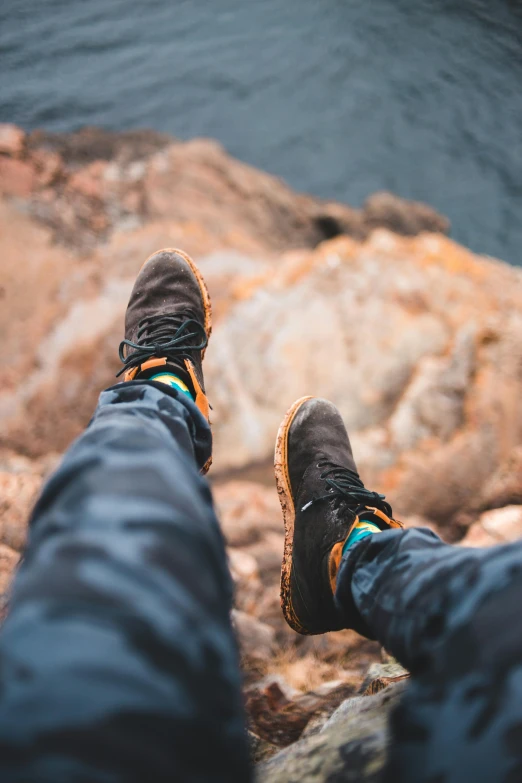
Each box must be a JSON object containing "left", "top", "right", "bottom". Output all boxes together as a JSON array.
[
  {"left": 150, "top": 372, "right": 193, "bottom": 400},
  {"left": 342, "top": 517, "right": 381, "bottom": 555}
]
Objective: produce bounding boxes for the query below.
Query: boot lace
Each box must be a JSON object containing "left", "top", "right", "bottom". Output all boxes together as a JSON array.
[
  {"left": 302, "top": 459, "right": 392, "bottom": 518},
  {"left": 116, "top": 312, "right": 208, "bottom": 378}
]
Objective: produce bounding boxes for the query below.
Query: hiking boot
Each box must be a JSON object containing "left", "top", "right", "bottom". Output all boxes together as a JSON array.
[
  {"left": 117, "top": 248, "right": 212, "bottom": 459},
  {"left": 274, "top": 396, "right": 403, "bottom": 635}
]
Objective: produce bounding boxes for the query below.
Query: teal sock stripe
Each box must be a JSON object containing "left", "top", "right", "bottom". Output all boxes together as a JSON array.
[
  {"left": 342, "top": 517, "right": 382, "bottom": 556},
  {"left": 150, "top": 373, "right": 194, "bottom": 400}
]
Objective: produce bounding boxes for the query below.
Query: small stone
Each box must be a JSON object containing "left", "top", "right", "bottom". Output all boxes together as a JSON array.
[
  {"left": 30, "top": 149, "right": 63, "bottom": 187},
  {"left": 461, "top": 506, "right": 522, "bottom": 548},
  {"left": 228, "top": 548, "right": 260, "bottom": 583},
  {"left": 0, "top": 124, "right": 25, "bottom": 157},
  {"left": 232, "top": 609, "right": 277, "bottom": 664},
  {"left": 359, "top": 661, "right": 410, "bottom": 695},
  {"left": 68, "top": 160, "right": 107, "bottom": 199},
  {"left": 0, "top": 157, "right": 36, "bottom": 197},
  {"left": 228, "top": 547, "right": 263, "bottom": 615},
  {"left": 461, "top": 524, "right": 498, "bottom": 548},
  {"left": 121, "top": 187, "right": 142, "bottom": 214}
]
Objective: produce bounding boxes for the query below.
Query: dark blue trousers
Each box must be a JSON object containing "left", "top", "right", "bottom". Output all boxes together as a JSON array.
[
  {"left": 0, "top": 382, "right": 251, "bottom": 782},
  {"left": 337, "top": 528, "right": 522, "bottom": 782},
  {"left": 2, "top": 380, "right": 522, "bottom": 782}
]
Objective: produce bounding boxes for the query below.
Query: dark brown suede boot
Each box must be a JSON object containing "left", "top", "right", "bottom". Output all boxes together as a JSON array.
[
  {"left": 117, "top": 248, "right": 212, "bottom": 468},
  {"left": 274, "top": 396, "right": 403, "bottom": 635}
]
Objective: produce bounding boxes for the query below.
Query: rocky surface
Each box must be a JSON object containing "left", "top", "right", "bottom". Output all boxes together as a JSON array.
[
  {"left": 205, "top": 232, "right": 522, "bottom": 540},
  {"left": 2, "top": 122, "right": 522, "bottom": 778},
  {"left": 0, "top": 123, "right": 448, "bottom": 254},
  {"left": 257, "top": 673, "right": 409, "bottom": 782},
  {"left": 461, "top": 505, "right": 522, "bottom": 548}
]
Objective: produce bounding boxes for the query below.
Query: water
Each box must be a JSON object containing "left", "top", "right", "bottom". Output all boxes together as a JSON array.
[{"left": 1, "top": 0, "right": 521, "bottom": 263}]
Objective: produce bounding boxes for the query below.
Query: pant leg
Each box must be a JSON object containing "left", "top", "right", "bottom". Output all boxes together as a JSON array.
[
  {"left": 0, "top": 381, "right": 251, "bottom": 783},
  {"left": 336, "top": 528, "right": 522, "bottom": 782}
]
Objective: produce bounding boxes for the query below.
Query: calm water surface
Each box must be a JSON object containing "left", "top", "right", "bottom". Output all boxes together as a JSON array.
[{"left": 1, "top": 0, "right": 521, "bottom": 263}]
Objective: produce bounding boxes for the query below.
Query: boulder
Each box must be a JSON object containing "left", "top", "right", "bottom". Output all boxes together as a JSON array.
[
  {"left": 256, "top": 680, "right": 407, "bottom": 782},
  {"left": 362, "top": 190, "right": 450, "bottom": 236},
  {"left": 0, "top": 124, "right": 449, "bottom": 256},
  {"left": 203, "top": 231, "right": 522, "bottom": 536},
  {"left": 4, "top": 127, "right": 518, "bottom": 540},
  {"left": 246, "top": 676, "right": 357, "bottom": 748},
  {"left": 461, "top": 505, "right": 522, "bottom": 548}
]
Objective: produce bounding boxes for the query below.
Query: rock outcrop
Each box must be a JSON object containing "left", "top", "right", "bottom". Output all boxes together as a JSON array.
[
  {"left": 257, "top": 672, "right": 409, "bottom": 782},
  {"left": 205, "top": 231, "right": 522, "bottom": 540},
  {"left": 2, "top": 122, "right": 522, "bottom": 779},
  {"left": 0, "top": 123, "right": 448, "bottom": 254}
]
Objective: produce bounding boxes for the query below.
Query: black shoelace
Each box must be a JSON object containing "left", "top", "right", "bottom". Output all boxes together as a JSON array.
[
  {"left": 301, "top": 459, "right": 392, "bottom": 517},
  {"left": 116, "top": 312, "right": 208, "bottom": 377}
]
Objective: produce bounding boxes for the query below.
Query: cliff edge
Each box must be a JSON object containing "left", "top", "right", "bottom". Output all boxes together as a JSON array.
[{"left": 2, "top": 123, "right": 522, "bottom": 778}]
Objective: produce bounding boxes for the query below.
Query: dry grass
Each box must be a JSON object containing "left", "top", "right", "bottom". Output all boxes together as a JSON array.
[{"left": 269, "top": 648, "right": 362, "bottom": 693}]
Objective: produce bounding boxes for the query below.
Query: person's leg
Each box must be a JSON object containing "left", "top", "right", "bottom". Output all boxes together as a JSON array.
[
  {"left": 275, "top": 396, "right": 522, "bottom": 782},
  {"left": 337, "top": 528, "right": 522, "bottom": 782},
  {"left": 0, "top": 249, "right": 251, "bottom": 783}
]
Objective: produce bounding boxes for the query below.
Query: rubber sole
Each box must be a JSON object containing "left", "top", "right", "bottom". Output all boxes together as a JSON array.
[
  {"left": 274, "top": 395, "right": 314, "bottom": 634},
  {"left": 141, "top": 247, "right": 213, "bottom": 357}
]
